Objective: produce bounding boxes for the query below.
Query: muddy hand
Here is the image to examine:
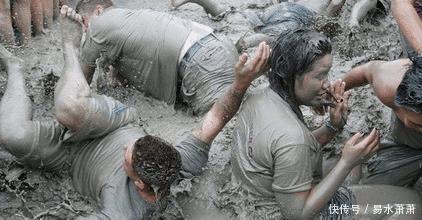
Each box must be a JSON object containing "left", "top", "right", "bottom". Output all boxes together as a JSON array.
[
  {"left": 234, "top": 41, "right": 270, "bottom": 89},
  {"left": 328, "top": 79, "right": 351, "bottom": 130},
  {"left": 341, "top": 128, "right": 380, "bottom": 168}
]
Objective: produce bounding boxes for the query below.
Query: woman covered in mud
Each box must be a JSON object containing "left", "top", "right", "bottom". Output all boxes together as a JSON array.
[{"left": 231, "top": 28, "right": 422, "bottom": 219}]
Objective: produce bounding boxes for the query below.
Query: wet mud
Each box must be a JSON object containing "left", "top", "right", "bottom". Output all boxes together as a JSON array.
[{"left": 0, "top": 0, "right": 419, "bottom": 219}]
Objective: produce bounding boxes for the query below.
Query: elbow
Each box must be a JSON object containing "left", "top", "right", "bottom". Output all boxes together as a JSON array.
[{"left": 54, "top": 97, "right": 86, "bottom": 130}]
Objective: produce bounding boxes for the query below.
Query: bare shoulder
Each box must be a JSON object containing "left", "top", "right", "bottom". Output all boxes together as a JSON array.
[{"left": 369, "top": 59, "right": 411, "bottom": 107}]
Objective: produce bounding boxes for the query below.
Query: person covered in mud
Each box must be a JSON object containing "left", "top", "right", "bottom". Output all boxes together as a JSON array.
[
  {"left": 0, "top": 0, "right": 67, "bottom": 45},
  {"left": 0, "top": 6, "right": 270, "bottom": 219},
  {"left": 391, "top": 0, "right": 422, "bottom": 57},
  {"left": 231, "top": 28, "right": 422, "bottom": 219},
  {"left": 62, "top": 0, "right": 239, "bottom": 115},
  {"left": 343, "top": 55, "right": 422, "bottom": 187}
]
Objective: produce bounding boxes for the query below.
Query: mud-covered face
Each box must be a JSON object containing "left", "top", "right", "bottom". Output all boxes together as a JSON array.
[
  {"left": 394, "top": 107, "right": 422, "bottom": 133},
  {"left": 294, "top": 54, "right": 332, "bottom": 106}
]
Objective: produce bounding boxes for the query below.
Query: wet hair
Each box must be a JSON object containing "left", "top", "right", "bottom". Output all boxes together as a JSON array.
[
  {"left": 268, "top": 28, "right": 332, "bottom": 120},
  {"left": 132, "top": 135, "right": 182, "bottom": 195},
  {"left": 75, "top": 0, "right": 113, "bottom": 15},
  {"left": 394, "top": 56, "right": 422, "bottom": 113}
]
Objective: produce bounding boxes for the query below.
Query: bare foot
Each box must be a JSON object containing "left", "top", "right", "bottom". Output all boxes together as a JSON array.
[
  {"left": 170, "top": 0, "right": 192, "bottom": 9},
  {"left": 59, "top": 5, "right": 83, "bottom": 46},
  {"left": 0, "top": 44, "right": 23, "bottom": 70}
]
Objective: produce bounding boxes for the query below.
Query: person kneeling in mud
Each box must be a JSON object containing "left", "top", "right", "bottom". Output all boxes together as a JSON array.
[
  {"left": 61, "top": 0, "right": 239, "bottom": 115},
  {"left": 231, "top": 28, "right": 422, "bottom": 219},
  {"left": 0, "top": 11, "right": 270, "bottom": 219},
  {"left": 342, "top": 55, "right": 422, "bottom": 187}
]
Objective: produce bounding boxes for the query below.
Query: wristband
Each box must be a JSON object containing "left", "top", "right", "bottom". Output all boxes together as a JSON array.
[{"left": 325, "top": 121, "right": 341, "bottom": 133}]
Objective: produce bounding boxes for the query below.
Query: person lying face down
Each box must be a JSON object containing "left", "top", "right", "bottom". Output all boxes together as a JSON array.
[
  {"left": 230, "top": 28, "right": 422, "bottom": 219},
  {"left": 62, "top": 0, "right": 239, "bottom": 115},
  {"left": 343, "top": 54, "right": 422, "bottom": 187},
  {"left": 0, "top": 10, "right": 271, "bottom": 219}
]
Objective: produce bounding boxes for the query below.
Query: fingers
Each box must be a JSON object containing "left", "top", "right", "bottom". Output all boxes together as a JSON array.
[
  {"left": 235, "top": 53, "right": 248, "bottom": 73},
  {"left": 357, "top": 128, "right": 378, "bottom": 152},
  {"left": 249, "top": 42, "right": 264, "bottom": 69},
  {"left": 256, "top": 42, "right": 270, "bottom": 71},
  {"left": 345, "top": 132, "right": 364, "bottom": 146}
]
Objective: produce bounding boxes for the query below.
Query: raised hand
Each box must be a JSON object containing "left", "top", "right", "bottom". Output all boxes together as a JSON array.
[
  {"left": 329, "top": 79, "right": 351, "bottom": 130},
  {"left": 234, "top": 41, "right": 270, "bottom": 90},
  {"left": 341, "top": 128, "right": 380, "bottom": 168}
]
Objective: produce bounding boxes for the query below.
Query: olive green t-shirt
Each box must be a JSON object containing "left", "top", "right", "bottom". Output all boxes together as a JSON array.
[
  {"left": 389, "top": 113, "right": 422, "bottom": 149},
  {"left": 80, "top": 8, "right": 192, "bottom": 105},
  {"left": 232, "top": 86, "right": 322, "bottom": 199}
]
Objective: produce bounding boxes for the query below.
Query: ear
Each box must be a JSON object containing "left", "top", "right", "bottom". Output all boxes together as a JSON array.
[
  {"left": 95, "top": 5, "right": 104, "bottom": 15},
  {"left": 134, "top": 179, "right": 145, "bottom": 190}
]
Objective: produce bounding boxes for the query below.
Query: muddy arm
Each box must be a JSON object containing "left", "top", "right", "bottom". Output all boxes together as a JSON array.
[
  {"left": 274, "top": 130, "right": 379, "bottom": 219},
  {"left": 392, "top": 0, "right": 422, "bottom": 54},
  {"left": 192, "top": 42, "right": 270, "bottom": 144}
]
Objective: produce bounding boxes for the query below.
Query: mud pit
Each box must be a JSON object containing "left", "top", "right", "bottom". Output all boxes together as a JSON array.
[{"left": 0, "top": 0, "right": 417, "bottom": 219}]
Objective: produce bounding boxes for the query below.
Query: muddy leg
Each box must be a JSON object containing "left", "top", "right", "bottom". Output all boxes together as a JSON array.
[
  {"left": 0, "top": 0, "right": 15, "bottom": 44},
  {"left": 42, "top": 0, "right": 53, "bottom": 28},
  {"left": 0, "top": 45, "right": 37, "bottom": 156},
  {"left": 324, "top": 0, "right": 346, "bottom": 16},
  {"left": 296, "top": 0, "right": 331, "bottom": 14},
  {"left": 171, "top": 0, "right": 226, "bottom": 17},
  {"left": 31, "top": 0, "right": 44, "bottom": 35},
  {"left": 52, "top": 0, "right": 58, "bottom": 20},
  {"left": 11, "top": 0, "right": 31, "bottom": 45},
  {"left": 349, "top": 0, "right": 377, "bottom": 28}
]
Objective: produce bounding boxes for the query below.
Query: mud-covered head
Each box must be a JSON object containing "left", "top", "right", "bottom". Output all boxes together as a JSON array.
[
  {"left": 132, "top": 135, "right": 182, "bottom": 197},
  {"left": 395, "top": 56, "right": 422, "bottom": 114},
  {"left": 75, "top": 0, "right": 113, "bottom": 28},
  {"left": 269, "top": 28, "right": 332, "bottom": 120}
]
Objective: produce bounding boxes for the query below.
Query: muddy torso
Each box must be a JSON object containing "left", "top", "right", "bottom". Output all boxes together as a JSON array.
[
  {"left": 232, "top": 86, "right": 322, "bottom": 199},
  {"left": 389, "top": 113, "right": 422, "bottom": 149},
  {"left": 81, "top": 8, "right": 193, "bottom": 105}
]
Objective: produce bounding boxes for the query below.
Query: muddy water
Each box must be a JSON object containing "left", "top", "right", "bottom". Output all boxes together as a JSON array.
[{"left": 0, "top": 0, "right": 415, "bottom": 219}]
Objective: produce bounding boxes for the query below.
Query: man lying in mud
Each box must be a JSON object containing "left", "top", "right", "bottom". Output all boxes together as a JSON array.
[
  {"left": 0, "top": 10, "right": 270, "bottom": 220},
  {"left": 343, "top": 55, "right": 422, "bottom": 187},
  {"left": 61, "top": 0, "right": 239, "bottom": 115},
  {"left": 231, "top": 28, "right": 422, "bottom": 219}
]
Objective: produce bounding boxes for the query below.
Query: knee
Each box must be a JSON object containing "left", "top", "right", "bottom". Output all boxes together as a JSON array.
[
  {"left": 54, "top": 97, "right": 86, "bottom": 130},
  {"left": 0, "top": 124, "right": 33, "bottom": 152}
]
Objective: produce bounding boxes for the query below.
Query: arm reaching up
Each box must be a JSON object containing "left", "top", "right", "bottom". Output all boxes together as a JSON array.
[
  {"left": 392, "top": 0, "right": 422, "bottom": 54},
  {"left": 193, "top": 41, "right": 270, "bottom": 144}
]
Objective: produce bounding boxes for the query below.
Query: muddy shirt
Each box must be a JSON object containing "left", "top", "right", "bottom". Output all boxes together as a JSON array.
[
  {"left": 80, "top": 8, "right": 192, "bottom": 105},
  {"left": 54, "top": 95, "right": 210, "bottom": 219},
  {"left": 231, "top": 86, "right": 322, "bottom": 200},
  {"left": 389, "top": 113, "right": 422, "bottom": 149}
]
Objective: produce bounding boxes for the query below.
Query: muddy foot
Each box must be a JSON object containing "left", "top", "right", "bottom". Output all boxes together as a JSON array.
[
  {"left": 170, "top": 0, "right": 192, "bottom": 9},
  {"left": 59, "top": 5, "right": 83, "bottom": 46},
  {"left": 0, "top": 44, "right": 22, "bottom": 69}
]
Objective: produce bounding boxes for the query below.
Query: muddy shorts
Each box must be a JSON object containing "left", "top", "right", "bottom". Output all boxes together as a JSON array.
[
  {"left": 319, "top": 186, "right": 357, "bottom": 220},
  {"left": 178, "top": 33, "right": 237, "bottom": 114},
  {"left": 362, "top": 139, "right": 422, "bottom": 186},
  {"left": 7, "top": 95, "right": 138, "bottom": 171}
]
